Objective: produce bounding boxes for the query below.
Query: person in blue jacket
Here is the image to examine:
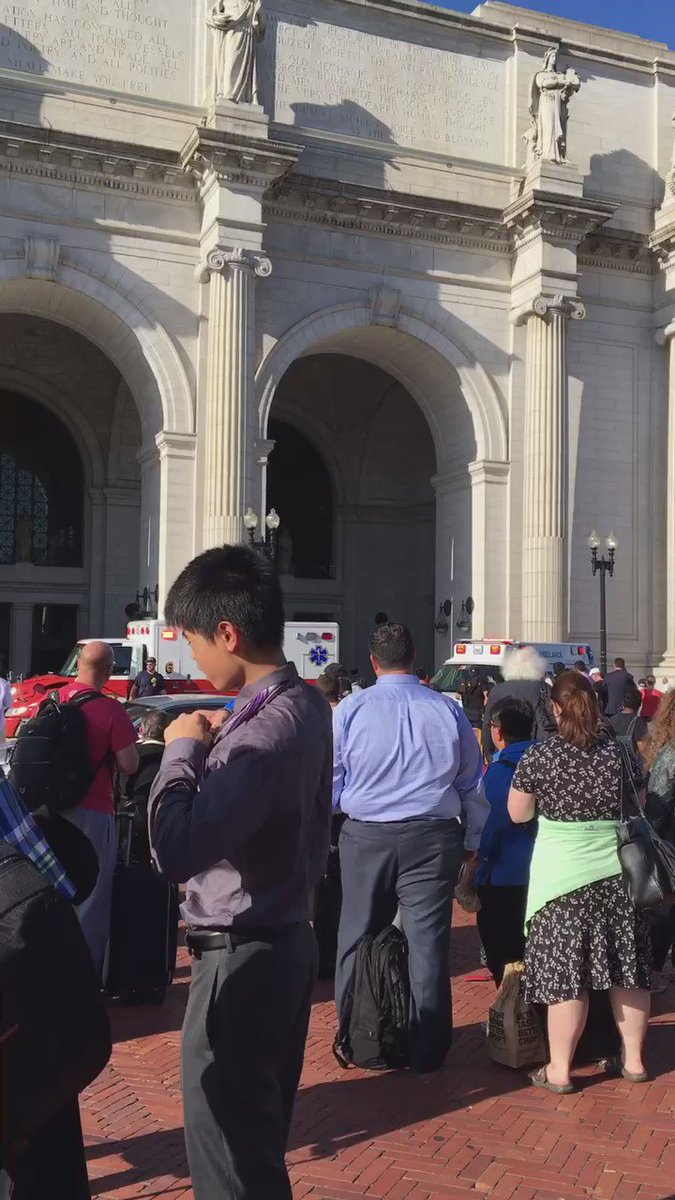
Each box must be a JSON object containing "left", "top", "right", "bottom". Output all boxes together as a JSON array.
[{"left": 474, "top": 697, "right": 536, "bottom": 986}]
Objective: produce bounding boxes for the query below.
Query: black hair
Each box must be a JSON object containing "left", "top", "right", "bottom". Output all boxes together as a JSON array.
[
  {"left": 316, "top": 673, "right": 352, "bottom": 703},
  {"left": 553, "top": 661, "right": 566, "bottom": 676},
  {"left": 615, "top": 657, "right": 626, "bottom": 669},
  {"left": 574, "top": 660, "right": 587, "bottom": 672},
  {"left": 646, "top": 675, "right": 656, "bottom": 687},
  {"left": 490, "top": 697, "right": 534, "bottom": 744},
  {"left": 165, "top": 545, "right": 284, "bottom": 650},
  {"left": 417, "top": 668, "right": 429, "bottom": 681},
  {"left": 623, "top": 683, "right": 642, "bottom": 712},
  {"left": 374, "top": 611, "right": 389, "bottom": 626},
  {"left": 369, "top": 621, "right": 414, "bottom": 670}
]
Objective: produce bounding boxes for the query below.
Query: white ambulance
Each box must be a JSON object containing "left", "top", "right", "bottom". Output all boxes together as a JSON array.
[
  {"left": 125, "top": 619, "right": 341, "bottom": 686},
  {"left": 431, "top": 639, "right": 595, "bottom": 702}
]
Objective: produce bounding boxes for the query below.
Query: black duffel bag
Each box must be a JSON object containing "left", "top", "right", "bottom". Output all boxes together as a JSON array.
[{"left": 0, "top": 842, "right": 111, "bottom": 1165}]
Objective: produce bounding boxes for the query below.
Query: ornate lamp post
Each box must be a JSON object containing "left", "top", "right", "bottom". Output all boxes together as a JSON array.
[
  {"left": 243, "top": 508, "right": 281, "bottom": 560},
  {"left": 588, "top": 530, "right": 617, "bottom": 676}
]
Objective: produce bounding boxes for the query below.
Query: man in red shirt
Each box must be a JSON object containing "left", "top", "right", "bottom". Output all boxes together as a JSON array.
[
  {"left": 640, "top": 674, "right": 663, "bottom": 722},
  {"left": 61, "top": 641, "right": 139, "bottom": 976}
]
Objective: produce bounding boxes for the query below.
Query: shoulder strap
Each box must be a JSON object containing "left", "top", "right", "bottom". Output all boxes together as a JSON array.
[
  {"left": 616, "top": 740, "right": 645, "bottom": 820},
  {"left": 67, "top": 689, "right": 106, "bottom": 709}
]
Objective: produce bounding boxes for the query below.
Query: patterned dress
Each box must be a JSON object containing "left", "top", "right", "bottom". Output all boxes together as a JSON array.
[{"left": 513, "top": 735, "right": 651, "bottom": 1005}]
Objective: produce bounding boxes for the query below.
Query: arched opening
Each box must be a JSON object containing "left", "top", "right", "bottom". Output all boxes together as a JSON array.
[
  {"left": 0, "top": 392, "right": 84, "bottom": 568},
  {"left": 0, "top": 314, "right": 144, "bottom": 677},
  {"left": 268, "top": 352, "right": 445, "bottom": 674},
  {"left": 267, "top": 418, "right": 334, "bottom": 580}
]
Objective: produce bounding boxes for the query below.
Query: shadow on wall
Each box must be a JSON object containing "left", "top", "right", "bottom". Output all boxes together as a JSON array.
[
  {"left": 291, "top": 99, "right": 395, "bottom": 146},
  {"left": 0, "top": 24, "right": 48, "bottom": 125},
  {"left": 588, "top": 149, "right": 665, "bottom": 212}
]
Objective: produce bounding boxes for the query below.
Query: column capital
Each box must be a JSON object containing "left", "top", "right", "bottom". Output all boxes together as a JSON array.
[
  {"left": 656, "top": 320, "right": 675, "bottom": 346},
  {"left": 468, "top": 460, "right": 510, "bottom": 487},
  {"left": 511, "top": 293, "right": 586, "bottom": 327},
  {"left": 197, "top": 246, "right": 272, "bottom": 284}
]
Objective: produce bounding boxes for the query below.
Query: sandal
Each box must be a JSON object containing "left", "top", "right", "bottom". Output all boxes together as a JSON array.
[
  {"left": 530, "top": 1066, "right": 575, "bottom": 1094},
  {"left": 604, "top": 1055, "right": 649, "bottom": 1083}
]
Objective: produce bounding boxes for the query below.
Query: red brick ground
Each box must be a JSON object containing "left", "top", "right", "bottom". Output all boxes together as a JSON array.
[{"left": 82, "top": 910, "right": 675, "bottom": 1200}]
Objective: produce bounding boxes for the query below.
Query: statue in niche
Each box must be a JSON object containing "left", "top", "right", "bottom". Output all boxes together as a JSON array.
[
  {"left": 15, "top": 512, "right": 33, "bottom": 563},
  {"left": 207, "top": 0, "right": 265, "bottom": 105},
  {"left": 277, "top": 526, "right": 294, "bottom": 576},
  {"left": 529, "top": 47, "right": 581, "bottom": 165}
]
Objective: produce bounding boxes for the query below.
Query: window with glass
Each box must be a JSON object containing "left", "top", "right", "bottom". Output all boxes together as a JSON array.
[{"left": 0, "top": 392, "right": 84, "bottom": 567}]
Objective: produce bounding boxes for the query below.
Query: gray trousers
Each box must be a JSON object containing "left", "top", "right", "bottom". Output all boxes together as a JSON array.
[
  {"left": 64, "top": 807, "right": 117, "bottom": 979},
  {"left": 181, "top": 922, "right": 317, "bottom": 1200},
  {"left": 335, "top": 817, "right": 464, "bottom": 1073}
]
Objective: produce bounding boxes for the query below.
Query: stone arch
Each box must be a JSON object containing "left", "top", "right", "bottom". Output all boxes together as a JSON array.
[
  {"left": 256, "top": 301, "right": 508, "bottom": 466},
  {"left": 0, "top": 262, "right": 194, "bottom": 440},
  {"left": 0, "top": 364, "right": 106, "bottom": 489}
]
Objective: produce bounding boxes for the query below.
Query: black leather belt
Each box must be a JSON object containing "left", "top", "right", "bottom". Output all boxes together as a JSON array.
[{"left": 186, "top": 926, "right": 290, "bottom": 958}]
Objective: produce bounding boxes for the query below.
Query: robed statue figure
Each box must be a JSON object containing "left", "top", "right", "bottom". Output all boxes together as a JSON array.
[
  {"left": 207, "top": 0, "right": 265, "bottom": 105},
  {"left": 529, "top": 47, "right": 581, "bottom": 165}
]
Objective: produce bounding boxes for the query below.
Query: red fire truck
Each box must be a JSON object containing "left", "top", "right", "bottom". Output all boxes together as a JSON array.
[{"left": 5, "top": 619, "right": 340, "bottom": 738}]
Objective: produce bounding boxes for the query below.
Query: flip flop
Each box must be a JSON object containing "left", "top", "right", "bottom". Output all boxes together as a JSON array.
[
  {"left": 530, "top": 1066, "right": 576, "bottom": 1094},
  {"left": 604, "top": 1055, "right": 649, "bottom": 1083}
]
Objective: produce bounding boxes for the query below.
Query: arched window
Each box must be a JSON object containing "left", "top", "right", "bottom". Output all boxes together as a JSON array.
[
  {"left": 0, "top": 392, "right": 84, "bottom": 567},
  {"left": 267, "top": 419, "right": 334, "bottom": 579}
]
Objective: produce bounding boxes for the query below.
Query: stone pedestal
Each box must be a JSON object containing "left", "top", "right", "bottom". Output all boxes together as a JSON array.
[
  {"left": 206, "top": 99, "right": 270, "bottom": 139},
  {"left": 516, "top": 295, "right": 585, "bottom": 642},
  {"left": 201, "top": 248, "right": 272, "bottom": 549}
]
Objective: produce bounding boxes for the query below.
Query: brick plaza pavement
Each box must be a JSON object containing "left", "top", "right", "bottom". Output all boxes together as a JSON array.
[{"left": 82, "top": 909, "right": 675, "bottom": 1200}]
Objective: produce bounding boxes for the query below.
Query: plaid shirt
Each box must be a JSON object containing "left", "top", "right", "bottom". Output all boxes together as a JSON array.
[{"left": 0, "top": 777, "right": 76, "bottom": 902}]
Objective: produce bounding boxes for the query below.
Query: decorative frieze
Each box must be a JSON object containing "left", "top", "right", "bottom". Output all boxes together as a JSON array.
[{"left": 0, "top": 120, "right": 194, "bottom": 202}]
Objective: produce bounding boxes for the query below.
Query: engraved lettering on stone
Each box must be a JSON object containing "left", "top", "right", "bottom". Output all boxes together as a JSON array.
[
  {"left": 0, "top": 0, "right": 193, "bottom": 103},
  {"left": 207, "top": 0, "right": 265, "bottom": 104},
  {"left": 259, "top": 16, "right": 504, "bottom": 163},
  {"left": 528, "top": 47, "right": 581, "bottom": 165}
]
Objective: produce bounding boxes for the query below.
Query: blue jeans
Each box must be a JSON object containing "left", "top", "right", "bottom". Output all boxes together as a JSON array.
[{"left": 335, "top": 817, "right": 464, "bottom": 1072}]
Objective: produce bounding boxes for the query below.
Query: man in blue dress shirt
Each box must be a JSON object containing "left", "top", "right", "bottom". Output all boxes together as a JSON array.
[{"left": 333, "top": 622, "right": 487, "bottom": 1073}]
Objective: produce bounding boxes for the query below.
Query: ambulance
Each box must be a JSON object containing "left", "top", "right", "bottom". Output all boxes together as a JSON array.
[
  {"left": 5, "top": 619, "right": 340, "bottom": 738},
  {"left": 431, "top": 639, "right": 595, "bottom": 702}
]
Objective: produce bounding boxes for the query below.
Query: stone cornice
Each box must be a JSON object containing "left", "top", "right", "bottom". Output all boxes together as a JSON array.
[
  {"left": 579, "top": 231, "right": 656, "bottom": 275},
  {"left": 650, "top": 211, "right": 675, "bottom": 267},
  {"left": 0, "top": 120, "right": 194, "bottom": 202},
  {"left": 265, "top": 175, "right": 511, "bottom": 254},
  {"left": 181, "top": 126, "right": 300, "bottom": 197},
  {"left": 504, "top": 189, "right": 617, "bottom": 250}
]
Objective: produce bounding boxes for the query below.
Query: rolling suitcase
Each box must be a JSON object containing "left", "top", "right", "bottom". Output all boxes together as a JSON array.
[{"left": 103, "top": 814, "right": 180, "bottom": 1005}]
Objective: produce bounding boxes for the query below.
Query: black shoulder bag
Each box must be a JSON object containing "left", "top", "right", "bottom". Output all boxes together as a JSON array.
[{"left": 616, "top": 741, "right": 675, "bottom": 911}]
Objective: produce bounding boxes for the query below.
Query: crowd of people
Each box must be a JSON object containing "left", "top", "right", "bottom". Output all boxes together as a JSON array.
[{"left": 0, "top": 546, "right": 674, "bottom": 1200}]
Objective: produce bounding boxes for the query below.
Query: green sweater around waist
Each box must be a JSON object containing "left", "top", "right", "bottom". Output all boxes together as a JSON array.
[{"left": 525, "top": 816, "right": 621, "bottom": 930}]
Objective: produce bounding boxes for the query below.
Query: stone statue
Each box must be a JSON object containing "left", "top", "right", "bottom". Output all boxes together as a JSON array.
[
  {"left": 529, "top": 47, "right": 581, "bottom": 165},
  {"left": 207, "top": 0, "right": 265, "bottom": 105},
  {"left": 278, "top": 525, "right": 294, "bottom": 576},
  {"left": 15, "top": 512, "right": 33, "bottom": 563},
  {"left": 521, "top": 116, "right": 538, "bottom": 170}
]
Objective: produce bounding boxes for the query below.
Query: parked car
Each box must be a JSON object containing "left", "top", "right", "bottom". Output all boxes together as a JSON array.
[{"left": 124, "top": 692, "right": 236, "bottom": 734}]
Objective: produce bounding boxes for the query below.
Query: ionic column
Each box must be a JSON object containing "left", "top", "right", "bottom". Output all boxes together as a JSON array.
[
  {"left": 517, "top": 294, "right": 585, "bottom": 641},
  {"left": 200, "top": 247, "right": 272, "bottom": 548},
  {"left": 659, "top": 322, "right": 675, "bottom": 666}
]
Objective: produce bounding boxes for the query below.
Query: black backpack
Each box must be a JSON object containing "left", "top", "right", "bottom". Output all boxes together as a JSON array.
[
  {"left": 0, "top": 842, "right": 111, "bottom": 1163},
  {"left": 9, "top": 690, "right": 108, "bottom": 814},
  {"left": 333, "top": 925, "right": 410, "bottom": 1070}
]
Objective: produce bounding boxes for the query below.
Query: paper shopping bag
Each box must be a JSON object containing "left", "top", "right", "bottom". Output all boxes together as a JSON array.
[{"left": 486, "top": 962, "right": 546, "bottom": 1069}]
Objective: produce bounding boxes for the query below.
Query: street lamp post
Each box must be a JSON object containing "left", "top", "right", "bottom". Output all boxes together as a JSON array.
[
  {"left": 243, "top": 508, "right": 281, "bottom": 561},
  {"left": 587, "top": 530, "right": 618, "bottom": 677}
]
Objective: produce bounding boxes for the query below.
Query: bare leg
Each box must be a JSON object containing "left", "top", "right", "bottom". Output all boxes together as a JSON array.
[
  {"left": 608, "top": 987, "right": 650, "bottom": 1077},
  {"left": 546, "top": 993, "right": 589, "bottom": 1087}
]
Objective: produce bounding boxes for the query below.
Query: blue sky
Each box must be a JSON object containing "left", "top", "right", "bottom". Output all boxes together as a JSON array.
[{"left": 434, "top": 1, "right": 675, "bottom": 48}]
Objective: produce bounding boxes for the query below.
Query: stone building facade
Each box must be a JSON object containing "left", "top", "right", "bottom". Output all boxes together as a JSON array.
[{"left": 0, "top": 0, "right": 674, "bottom": 676}]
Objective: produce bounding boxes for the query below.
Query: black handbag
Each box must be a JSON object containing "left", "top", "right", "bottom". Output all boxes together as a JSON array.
[{"left": 616, "top": 742, "right": 675, "bottom": 911}]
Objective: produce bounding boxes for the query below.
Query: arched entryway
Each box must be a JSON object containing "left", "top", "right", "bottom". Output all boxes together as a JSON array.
[
  {"left": 257, "top": 304, "right": 509, "bottom": 674},
  {"left": 0, "top": 314, "right": 144, "bottom": 676}
]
